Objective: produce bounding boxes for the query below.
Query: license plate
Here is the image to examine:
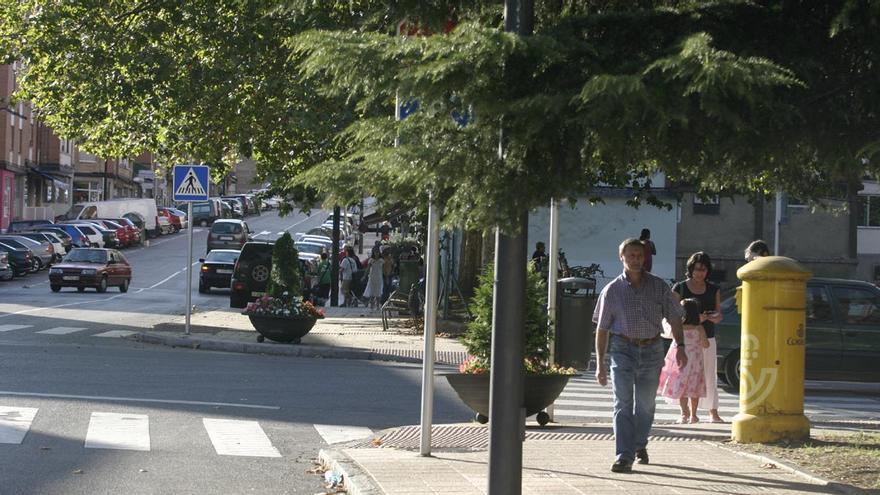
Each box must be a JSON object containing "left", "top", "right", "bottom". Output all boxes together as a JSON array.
[
  {"left": 251, "top": 291, "right": 265, "bottom": 297},
  {"left": 217, "top": 269, "right": 232, "bottom": 274},
  {"left": 220, "top": 235, "right": 234, "bottom": 240},
  {"left": 63, "top": 275, "right": 79, "bottom": 281}
]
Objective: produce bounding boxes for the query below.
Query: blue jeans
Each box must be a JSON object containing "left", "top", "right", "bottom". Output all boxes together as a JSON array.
[{"left": 609, "top": 334, "right": 665, "bottom": 463}]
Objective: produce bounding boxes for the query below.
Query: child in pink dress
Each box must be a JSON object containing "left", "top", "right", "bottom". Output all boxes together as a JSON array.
[{"left": 658, "top": 298, "right": 709, "bottom": 423}]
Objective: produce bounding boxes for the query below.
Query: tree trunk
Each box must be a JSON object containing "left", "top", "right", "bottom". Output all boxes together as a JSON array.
[{"left": 458, "top": 228, "right": 484, "bottom": 297}]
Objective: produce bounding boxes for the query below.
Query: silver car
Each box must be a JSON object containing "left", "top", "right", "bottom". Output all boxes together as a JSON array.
[
  {"left": 18, "top": 232, "right": 65, "bottom": 262},
  {"left": 0, "top": 235, "right": 54, "bottom": 269}
]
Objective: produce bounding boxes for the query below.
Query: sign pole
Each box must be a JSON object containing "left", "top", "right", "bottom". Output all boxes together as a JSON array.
[{"left": 185, "top": 200, "right": 193, "bottom": 335}]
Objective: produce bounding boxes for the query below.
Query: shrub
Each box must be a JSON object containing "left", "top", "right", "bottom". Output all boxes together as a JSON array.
[{"left": 267, "top": 232, "right": 302, "bottom": 299}]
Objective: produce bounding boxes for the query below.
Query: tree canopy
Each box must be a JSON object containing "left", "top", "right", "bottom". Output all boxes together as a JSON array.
[{"left": 2, "top": 1, "right": 879, "bottom": 228}]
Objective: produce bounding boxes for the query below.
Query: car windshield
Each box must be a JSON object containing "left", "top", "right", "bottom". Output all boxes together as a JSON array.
[
  {"left": 0, "top": 239, "right": 28, "bottom": 249},
  {"left": 212, "top": 222, "right": 242, "bottom": 234},
  {"left": 65, "top": 249, "right": 108, "bottom": 263},
  {"left": 295, "top": 243, "right": 323, "bottom": 255},
  {"left": 206, "top": 251, "right": 239, "bottom": 263}
]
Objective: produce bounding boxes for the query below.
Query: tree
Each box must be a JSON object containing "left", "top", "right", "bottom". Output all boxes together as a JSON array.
[{"left": 2, "top": 1, "right": 880, "bottom": 228}]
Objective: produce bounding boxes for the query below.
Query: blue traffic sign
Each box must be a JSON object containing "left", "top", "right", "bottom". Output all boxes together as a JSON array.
[{"left": 173, "top": 165, "right": 210, "bottom": 201}]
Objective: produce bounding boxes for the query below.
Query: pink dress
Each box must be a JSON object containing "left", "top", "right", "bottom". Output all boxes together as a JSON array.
[{"left": 657, "top": 325, "right": 706, "bottom": 401}]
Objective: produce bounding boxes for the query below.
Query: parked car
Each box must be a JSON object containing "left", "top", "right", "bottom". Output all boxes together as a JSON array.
[
  {"left": 0, "top": 236, "right": 53, "bottom": 269},
  {"left": 230, "top": 241, "right": 273, "bottom": 308},
  {"left": 0, "top": 251, "right": 13, "bottom": 280},
  {"left": 60, "top": 198, "right": 160, "bottom": 238},
  {"left": 100, "top": 217, "right": 141, "bottom": 246},
  {"left": 7, "top": 219, "right": 53, "bottom": 233},
  {"left": 716, "top": 277, "right": 880, "bottom": 387},
  {"left": 0, "top": 242, "right": 35, "bottom": 276},
  {"left": 157, "top": 206, "right": 185, "bottom": 233},
  {"left": 222, "top": 198, "right": 243, "bottom": 218},
  {"left": 57, "top": 223, "right": 104, "bottom": 248},
  {"left": 88, "top": 219, "right": 131, "bottom": 247},
  {"left": 198, "top": 249, "right": 240, "bottom": 293},
  {"left": 156, "top": 213, "right": 173, "bottom": 235},
  {"left": 48, "top": 248, "right": 132, "bottom": 293},
  {"left": 187, "top": 200, "right": 220, "bottom": 227},
  {"left": 68, "top": 220, "right": 121, "bottom": 248},
  {"left": 18, "top": 232, "right": 66, "bottom": 262},
  {"left": 40, "top": 225, "right": 90, "bottom": 248},
  {"left": 207, "top": 219, "right": 250, "bottom": 253}
]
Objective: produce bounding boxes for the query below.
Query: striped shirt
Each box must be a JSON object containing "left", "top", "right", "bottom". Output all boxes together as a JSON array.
[{"left": 592, "top": 270, "right": 683, "bottom": 339}]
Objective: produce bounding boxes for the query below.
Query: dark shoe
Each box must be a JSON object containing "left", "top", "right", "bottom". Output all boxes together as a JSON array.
[
  {"left": 635, "top": 449, "right": 649, "bottom": 464},
  {"left": 611, "top": 459, "right": 633, "bottom": 473}
]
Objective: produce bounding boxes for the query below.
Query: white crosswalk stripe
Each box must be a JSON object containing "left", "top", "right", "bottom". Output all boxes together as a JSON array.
[
  {"left": 314, "top": 424, "right": 373, "bottom": 445},
  {"left": 85, "top": 412, "right": 150, "bottom": 451},
  {"left": 203, "top": 418, "right": 281, "bottom": 457},
  {"left": 0, "top": 406, "right": 38, "bottom": 444},
  {"left": 553, "top": 376, "right": 880, "bottom": 422},
  {"left": 36, "top": 327, "right": 86, "bottom": 335},
  {"left": 0, "top": 324, "right": 32, "bottom": 333}
]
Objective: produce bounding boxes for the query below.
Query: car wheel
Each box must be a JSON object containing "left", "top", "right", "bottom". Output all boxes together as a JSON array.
[
  {"left": 50, "top": 284, "right": 61, "bottom": 292},
  {"left": 198, "top": 281, "right": 208, "bottom": 294},
  {"left": 77, "top": 287, "right": 85, "bottom": 293},
  {"left": 724, "top": 351, "right": 740, "bottom": 389},
  {"left": 31, "top": 258, "right": 41, "bottom": 272},
  {"left": 119, "top": 278, "right": 129, "bottom": 293},
  {"left": 97, "top": 276, "right": 108, "bottom": 293}
]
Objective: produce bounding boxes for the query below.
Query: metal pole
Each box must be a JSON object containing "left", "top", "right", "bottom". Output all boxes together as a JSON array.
[
  {"left": 419, "top": 194, "right": 441, "bottom": 456},
  {"left": 331, "top": 206, "right": 341, "bottom": 306},
  {"left": 488, "top": 212, "right": 527, "bottom": 495},
  {"left": 545, "top": 198, "right": 560, "bottom": 421},
  {"left": 774, "top": 190, "right": 782, "bottom": 255},
  {"left": 185, "top": 201, "right": 193, "bottom": 335},
  {"left": 358, "top": 198, "right": 364, "bottom": 255}
]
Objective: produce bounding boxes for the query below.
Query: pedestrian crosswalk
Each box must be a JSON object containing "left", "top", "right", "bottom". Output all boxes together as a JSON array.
[
  {"left": 0, "top": 324, "right": 136, "bottom": 339},
  {"left": 0, "top": 405, "right": 373, "bottom": 457},
  {"left": 553, "top": 375, "right": 880, "bottom": 422}
]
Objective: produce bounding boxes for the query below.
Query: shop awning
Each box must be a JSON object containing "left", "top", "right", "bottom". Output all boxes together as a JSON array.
[{"left": 28, "top": 167, "right": 69, "bottom": 190}]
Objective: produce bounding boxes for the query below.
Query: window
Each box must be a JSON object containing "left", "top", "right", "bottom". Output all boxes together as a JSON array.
[
  {"left": 807, "top": 286, "right": 834, "bottom": 323},
  {"left": 832, "top": 287, "right": 880, "bottom": 325},
  {"left": 859, "top": 196, "right": 880, "bottom": 227},
  {"left": 693, "top": 195, "right": 720, "bottom": 215}
]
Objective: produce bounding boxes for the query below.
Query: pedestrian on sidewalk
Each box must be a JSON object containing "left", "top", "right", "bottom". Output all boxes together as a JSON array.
[
  {"left": 340, "top": 250, "right": 358, "bottom": 307},
  {"left": 640, "top": 228, "right": 657, "bottom": 272},
  {"left": 362, "top": 251, "right": 384, "bottom": 310},
  {"left": 658, "top": 298, "right": 709, "bottom": 424},
  {"left": 744, "top": 239, "right": 770, "bottom": 262},
  {"left": 593, "top": 237, "right": 687, "bottom": 474},
  {"left": 316, "top": 252, "right": 332, "bottom": 300},
  {"left": 672, "top": 251, "right": 724, "bottom": 423},
  {"left": 381, "top": 250, "right": 395, "bottom": 303}
]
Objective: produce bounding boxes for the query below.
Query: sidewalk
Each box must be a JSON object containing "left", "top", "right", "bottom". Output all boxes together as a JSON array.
[
  {"left": 319, "top": 422, "right": 853, "bottom": 495},
  {"left": 131, "top": 305, "right": 469, "bottom": 365}
]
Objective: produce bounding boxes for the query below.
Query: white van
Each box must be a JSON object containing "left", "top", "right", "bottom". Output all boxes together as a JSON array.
[{"left": 61, "top": 199, "right": 160, "bottom": 240}]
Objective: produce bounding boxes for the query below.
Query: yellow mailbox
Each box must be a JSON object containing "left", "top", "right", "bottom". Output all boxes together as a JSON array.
[{"left": 732, "top": 256, "right": 811, "bottom": 443}]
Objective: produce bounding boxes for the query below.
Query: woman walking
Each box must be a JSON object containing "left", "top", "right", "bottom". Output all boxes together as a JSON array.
[
  {"left": 362, "top": 251, "right": 385, "bottom": 310},
  {"left": 672, "top": 251, "right": 724, "bottom": 423}
]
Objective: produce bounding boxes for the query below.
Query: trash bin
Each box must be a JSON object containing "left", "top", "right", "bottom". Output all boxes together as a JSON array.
[
  {"left": 397, "top": 259, "right": 420, "bottom": 295},
  {"left": 555, "top": 277, "right": 597, "bottom": 370}
]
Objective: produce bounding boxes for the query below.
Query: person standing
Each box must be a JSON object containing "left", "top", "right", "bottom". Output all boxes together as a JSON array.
[
  {"left": 672, "top": 251, "right": 724, "bottom": 423},
  {"left": 340, "top": 251, "right": 358, "bottom": 307},
  {"left": 362, "top": 251, "right": 384, "bottom": 310},
  {"left": 531, "top": 241, "right": 548, "bottom": 275},
  {"left": 744, "top": 240, "right": 770, "bottom": 262},
  {"left": 640, "top": 229, "right": 657, "bottom": 272},
  {"left": 316, "top": 252, "right": 332, "bottom": 300},
  {"left": 381, "top": 250, "right": 395, "bottom": 303},
  {"left": 594, "top": 238, "right": 687, "bottom": 473}
]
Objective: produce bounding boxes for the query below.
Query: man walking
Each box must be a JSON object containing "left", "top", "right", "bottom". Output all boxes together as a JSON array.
[{"left": 593, "top": 238, "right": 688, "bottom": 473}]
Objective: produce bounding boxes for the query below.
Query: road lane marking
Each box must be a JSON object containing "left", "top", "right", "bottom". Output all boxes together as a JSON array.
[
  {"left": 0, "top": 294, "right": 126, "bottom": 318},
  {"left": 0, "top": 391, "right": 279, "bottom": 410},
  {"left": 0, "top": 406, "right": 38, "bottom": 444},
  {"left": 284, "top": 212, "right": 320, "bottom": 232},
  {"left": 0, "top": 325, "right": 32, "bottom": 332},
  {"left": 85, "top": 412, "right": 150, "bottom": 451},
  {"left": 203, "top": 418, "right": 281, "bottom": 457},
  {"left": 314, "top": 424, "right": 373, "bottom": 445},
  {"left": 36, "top": 327, "right": 86, "bottom": 335},
  {"left": 93, "top": 330, "right": 137, "bottom": 338}
]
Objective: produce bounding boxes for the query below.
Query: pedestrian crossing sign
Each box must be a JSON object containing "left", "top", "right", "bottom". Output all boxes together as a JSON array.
[{"left": 173, "top": 165, "right": 210, "bottom": 201}]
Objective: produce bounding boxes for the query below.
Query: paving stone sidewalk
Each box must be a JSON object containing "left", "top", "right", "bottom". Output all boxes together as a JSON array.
[
  {"left": 320, "top": 423, "right": 855, "bottom": 495},
  {"left": 130, "top": 305, "right": 469, "bottom": 364}
]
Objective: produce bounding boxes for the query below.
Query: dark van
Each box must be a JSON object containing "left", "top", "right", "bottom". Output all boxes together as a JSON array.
[
  {"left": 190, "top": 200, "right": 220, "bottom": 227},
  {"left": 230, "top": 241, "right": 273, "bottom": 308}
]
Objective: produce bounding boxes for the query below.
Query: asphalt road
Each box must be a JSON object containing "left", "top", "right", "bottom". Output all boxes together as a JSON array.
[{"left": 0, "top": 210, "right": 473, "bottom": 494}]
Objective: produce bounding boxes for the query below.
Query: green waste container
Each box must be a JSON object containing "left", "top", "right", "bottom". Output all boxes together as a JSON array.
[{"left": 397, "top": 259, "right": 420, "bottom": 295}]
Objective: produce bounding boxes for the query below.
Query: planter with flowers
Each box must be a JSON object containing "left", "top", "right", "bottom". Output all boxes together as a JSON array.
[
  {"left": 444, "top": 264, "right": 577, "bottom": 426},
  {"left": 242, "top": 232, "right": 325, "bottom": 343}
]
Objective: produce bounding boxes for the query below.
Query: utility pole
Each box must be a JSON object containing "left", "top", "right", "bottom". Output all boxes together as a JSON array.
[
  {"left": 487, "top": 1, "right": 532, "bottom": 494},
  {"left": 331, "top": 206, "right": 341, "bottom": 306}
]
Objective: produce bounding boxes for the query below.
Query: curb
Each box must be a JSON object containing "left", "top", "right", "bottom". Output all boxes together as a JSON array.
[
  {"left": 318, "top": 448, "right": 384, "bottom": 495},
  {"left": 131, "top": 332, "right": 425, "bottom": 365},
  {"left": 705, "top": 441, "right": 865, "bottom": 495}
]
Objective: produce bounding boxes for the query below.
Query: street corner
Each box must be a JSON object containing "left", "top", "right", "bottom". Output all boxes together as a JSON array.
[{"left": 318, "top": 447, "right": 384, "bottom": 495}]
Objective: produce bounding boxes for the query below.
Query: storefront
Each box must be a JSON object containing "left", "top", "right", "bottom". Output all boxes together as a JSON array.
[{"left": 73, "top": 179, "right": 103, "bottom": 203}]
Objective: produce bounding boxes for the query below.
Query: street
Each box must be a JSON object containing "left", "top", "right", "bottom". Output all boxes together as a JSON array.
[{"left": 0, "top": 210, "right": 473, "bottom": 494}]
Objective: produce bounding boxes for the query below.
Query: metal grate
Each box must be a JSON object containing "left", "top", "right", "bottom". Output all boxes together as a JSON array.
[
  {"left": 351, "top": 425, "right": 700, "bottom": 451},
  {"left": 369, "top": 349, "right": 467, "bottom": 365}
]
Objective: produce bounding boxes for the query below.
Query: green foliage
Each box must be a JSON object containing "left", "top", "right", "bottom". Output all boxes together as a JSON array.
[
  {"left": 460, "top": 263, "right": 551, "bottom": 370},
  {"left": 267, "top": 232, "right": 302, "bottom": 299}
]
